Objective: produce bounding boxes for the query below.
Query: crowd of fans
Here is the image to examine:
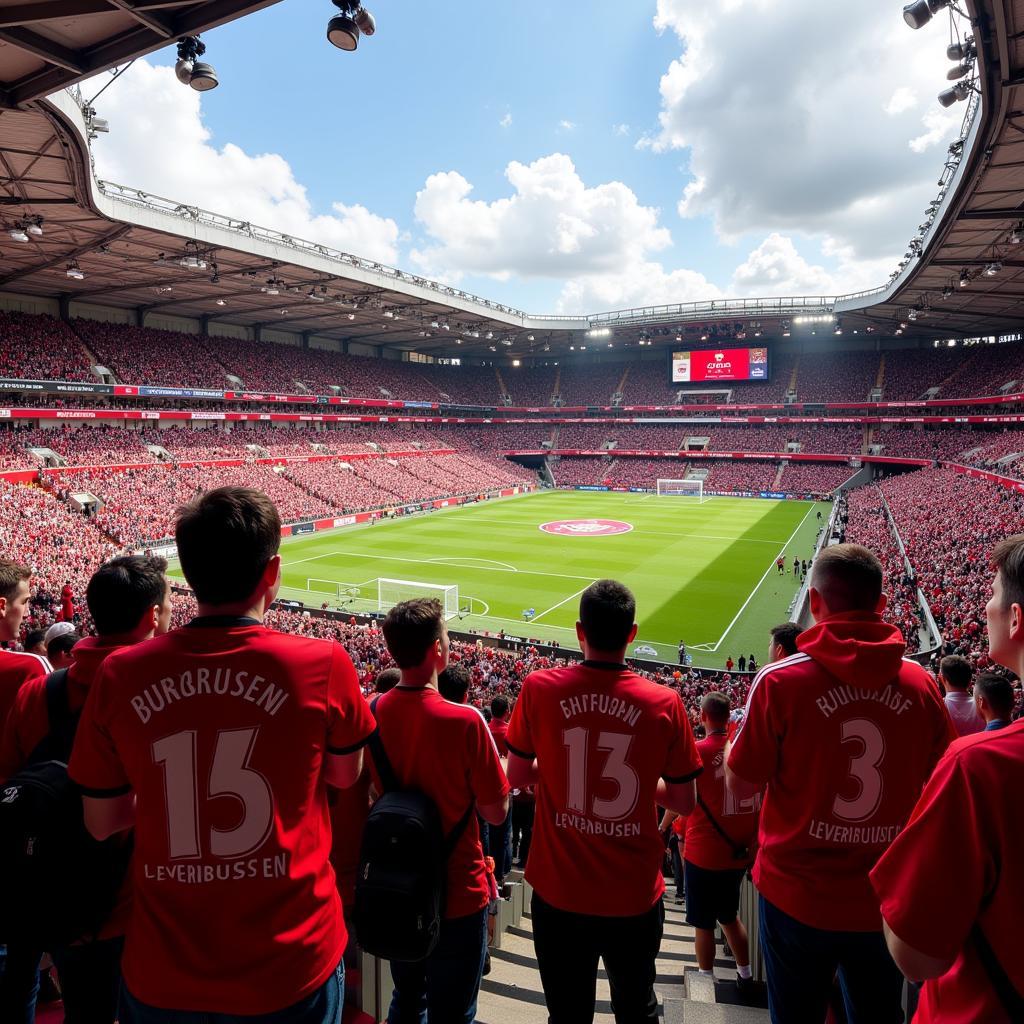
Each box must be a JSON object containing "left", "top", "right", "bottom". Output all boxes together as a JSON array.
[
  {"left": 0, "top": 312, "right": 95, "bottom": 383},
  {"left": 778, "top": 462, "right": 855, "bottom": 495}
]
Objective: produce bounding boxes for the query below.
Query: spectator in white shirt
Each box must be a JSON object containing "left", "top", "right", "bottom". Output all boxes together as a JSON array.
[{"left": 938, "top": 654, "right": 984, "bottom": 737}]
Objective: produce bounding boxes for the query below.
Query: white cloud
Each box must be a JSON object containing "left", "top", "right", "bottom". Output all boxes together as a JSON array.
[
  {"left": 410, "top": 153, "right": 720, "bottom": 312},
  {"left": 91, "top": 59, "right": 400, "bottom": 264},
  {"left": 613, "top": 123, "right": 631, "bottom": 136},
  {"left": 885, "top": 87, "right": 917, "bottom": 115},
  {"left": 558, "top": 119, "right": 577, "bottom": 132},
  {"left": 648, "top": 0, "right": 963, "bottom": 274},
  {"left": 500, "top": 112, "right": 513, "bottom": 128}
]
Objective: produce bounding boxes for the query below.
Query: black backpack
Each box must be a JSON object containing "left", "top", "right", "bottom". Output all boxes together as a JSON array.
[
  {"left": 0, "top": 669, "right": 133, "bottom": 948},
  {"left": 353, "top": 696, "right": 474, "bottom": 962}
]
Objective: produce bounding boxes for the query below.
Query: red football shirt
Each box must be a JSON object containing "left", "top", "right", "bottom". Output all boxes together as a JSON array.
[
  {"left": 0, "top": 648, "right": 51, "bottom": 736},
  {"left": 369, "top": 685, "right": 510, "bottom": 919},
  {"left": 489, "top": 717, "right": 509, "bottom": 757},
  {"left": 507, "top": 660, "right": 702, "bottom": 917},
  {"left": 728, "top": 614, "right": 955, "bottom": 931},
  {"left": 871, "top": 720, "right": 1024, "bottom": 1024},
  {"left": 68, "top": 616, "right": 375, "bottom": 1014},
  {"left": 684, "top": 731, "right": 759, "bottom": 871}
]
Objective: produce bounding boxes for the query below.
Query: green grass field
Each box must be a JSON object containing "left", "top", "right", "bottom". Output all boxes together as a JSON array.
[{"left": 227, "top": 491, "right": 828, "bottom": 670}]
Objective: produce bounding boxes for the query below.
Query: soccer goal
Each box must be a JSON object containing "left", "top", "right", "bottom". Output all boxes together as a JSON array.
[
  {"left": 306, "top": 579, "right": 364, "bottom": 605},
  {"left": 377, "top": 578, "right": 460, "bottom": 620},
  {"left": 656, "top": 478, "right": 709, "bottom": 502}
]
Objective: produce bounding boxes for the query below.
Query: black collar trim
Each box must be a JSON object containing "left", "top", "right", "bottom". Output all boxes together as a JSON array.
[{"left": 582, "top": 659, "right": 627, "bottom": 671}]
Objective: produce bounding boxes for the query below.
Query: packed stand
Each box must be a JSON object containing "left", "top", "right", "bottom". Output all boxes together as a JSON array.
[
  {"left": 793, "top": 351, "right": 881, "bottom": 403},
  {"left": 872, "top": 427, "right": 978, "bottom": 461},
  {"left": 703, "top": 460, "right": 779, "bottom": 493},
  {"left": 778, "top": 462, "right": 855, "bottom": 495},
  {"left": 0, "top": 311, "right": 96, "bottom": 383}
]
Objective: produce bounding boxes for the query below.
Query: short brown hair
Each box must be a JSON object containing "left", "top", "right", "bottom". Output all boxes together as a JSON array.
[
  {"left": 382, "top": 598, "right": 444, "bottom": 669},
  {"left": 579, "top": 579, "right": 636, "bottom": 650},
  {"left": 810, "top": 544, "right": 883, "bottom": 613},
  {"left": 976, "top": 672, "right": 1015, "bottom": 718},
  {"left": 175, "top": 487, "right": 280, "bottom": 606},
  {"left": 0, "top": 559, "right": 30, "bottom": 603},
  {"left": 939, "top": 654, "right": 972, "bottom": 691},
  {"left": 701, "top": 691, "right": 730, "bottom": 723},
  {"left": 991, "top": 535, "right": 1024, "bottom": 611},
  {"left": 770, "top": 622, "right": 801, "bottom": 656}
]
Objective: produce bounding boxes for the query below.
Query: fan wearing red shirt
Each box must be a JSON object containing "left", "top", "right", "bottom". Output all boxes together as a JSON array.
[
  {"left": 680, "top": 692, "right": 759, "bottom": 997},
  {"left": 372, "top": 598, "right": 509, "bottom": 1024},
  {"left": 485, "top": 694, "right": 514, "bottom": 880},
  {"left": 0, "top": 559, "right": 51, "bottom": 734},
  {"left": 726, "top": 544, "right": 955, "bottom": 1024},
  {"left": 69, "top": 487, "right": 375, "bottom": 1024},
  {"left": 0, "top": 555, "right": 172, "bottom": 1024},
  {"left": 507, "top": 580, "right": 701, "bottom": 1024},
  {"left": 60, "top": 581, "right": 75, "bottom": 623},
  {"left": 871, "top": 534, "right": 1024, "bottom": 1024}
]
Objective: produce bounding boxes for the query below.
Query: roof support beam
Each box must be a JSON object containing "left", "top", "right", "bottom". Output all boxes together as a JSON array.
[
  {"left": 0, "top": 27, "right": 85, "bottom": 73},
  {"left": 0, "top": 223, "right": 129, "bottom": 287},
  {"left": 958, "top": 207, "right": 1024, "bottom": 219},
  {"left": 106, "top": 0, "right": 174, "bottom": 38},
  {"left": 0, "top": 2, "right": 111, "bottom": 28}
]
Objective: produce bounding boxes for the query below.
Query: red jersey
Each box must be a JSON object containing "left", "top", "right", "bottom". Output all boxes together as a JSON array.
[
  {"left": 871, "top": 720, "right": 1024, "bottom": 1024},
  {"left": 684, "top": 731, "right": 759, "bottom": 871},
  {"left": 68, "top": 616, "right": 375, "bottom": 1014},
  {"left": 1, "top": 636, "right": 119, "bottom": 781},
  {"left": 507, "top": 660, "right": 702, "bottom": 917},
  {"left": 369, "top": 685, "right": 510, "bottom": 919},
  {"left": 728, "top": 613, "right": 954, "bottom": 932},
  {"left": 0, "top": 648, "right": 51, "bottom": 735},
  {"left": 489, "top": 717, "right": 509, "bottom": 757}
]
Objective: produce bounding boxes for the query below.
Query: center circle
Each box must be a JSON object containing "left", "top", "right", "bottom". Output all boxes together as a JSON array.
[{"left": 539, "top": 519, "right": 634, "bottom": 536}]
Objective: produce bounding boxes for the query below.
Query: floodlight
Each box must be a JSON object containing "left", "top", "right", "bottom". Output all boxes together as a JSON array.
[
  {"left": 938, "top": 82, "right": 972, "bottom": 107},
  {"left": 27, "top": 219, "right": 43, "bottom": 237},
  {"left": 354, "top": 7, "right": 376, "bottom": 35},
  {"left": 947, "top": 62, "right": 972, "bottom": 80},
  {"left": 959, "top": 269, "right": 970, "bottom": 286},
  {"left": 947, "top": 39, "right": 975, "bottom": 61},
  {"left": 903, "top": 0, "right": 949, "bottom": 30},
  {"left": 8, "top": 227, "right": 28, "bottom": 242},
  {"left": 176, "top": 36, "right": 218, "bottom": 91},
  {"left": 1011, "top": 224, "right": 1023, "bottom": 245},
  {"left": 65, "top": 262, "right": 84, "bottom": 280},
  {"left": 216, "top": 299, "right": 226, "bottom": 306},
  {"left": 984, "top": 262, "right": 1002, "bottom": 277},
  {"left": 328, "top": 1, "right": 360, "bottom": 50}
]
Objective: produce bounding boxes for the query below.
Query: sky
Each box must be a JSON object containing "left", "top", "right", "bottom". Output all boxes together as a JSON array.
[{"left": 86, "top": 0, "right": 967, "bottom": 316}]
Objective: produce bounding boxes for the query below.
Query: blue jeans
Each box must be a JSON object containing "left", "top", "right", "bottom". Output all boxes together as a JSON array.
[
  {"left": 0, "top": 944, "right": 41, "bottom": 1024},
  {"left": 119, "top": 959, "right": 344, "bottom": 1024},
  {"left": 387, "top": 909, "right": 488, "bottom": 1024},
  {"left": 759, "top": 896, "right": 904, "bottom": 1024}
]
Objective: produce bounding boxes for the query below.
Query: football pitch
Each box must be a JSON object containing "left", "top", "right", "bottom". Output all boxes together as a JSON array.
[{"left": 240, "top": 490, "right": 829, "bottom": 670}]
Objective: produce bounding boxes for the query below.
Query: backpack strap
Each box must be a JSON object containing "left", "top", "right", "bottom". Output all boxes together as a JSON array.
[
  {"left": 696, "top": 794, "right": 749, "bottom": 861},
  {"left": 971, "top": 922, "right": 1024, "bottom": 1017},
  {"left": 27, "top": 668, "right": 76, "bottom": 765},
  {"left": 369, "top": 696, "right": 476, "bottom": 859},
  {"left": 366, "top": 695, "right": 401, "bottom": 794}
]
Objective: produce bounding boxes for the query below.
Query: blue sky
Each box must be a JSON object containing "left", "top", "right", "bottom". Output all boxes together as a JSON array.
[{"left": 91, "top": 0, "right": 963, "bottom": 313}]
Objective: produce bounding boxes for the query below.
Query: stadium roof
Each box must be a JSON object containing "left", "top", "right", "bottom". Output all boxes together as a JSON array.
[
  {"left": 0, "top": 1, "right": 284, "bottom": 108},
  {"left": 0, "top": 0, "right": 1022, "bottom": 359}
]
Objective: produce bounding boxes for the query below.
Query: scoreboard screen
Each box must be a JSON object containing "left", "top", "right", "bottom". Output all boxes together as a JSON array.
[{"left": 670, "top": 347, "right": 769, "bottom": 384}]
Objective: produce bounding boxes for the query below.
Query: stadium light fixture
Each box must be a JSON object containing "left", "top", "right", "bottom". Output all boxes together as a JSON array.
[
  {"left": 947, "top": 38, "right": 975, "bottom": 62},
  {"left": 216, "top": 299, "right": 226, "bottom": 306},
  {"left": 175, "top": 36, "right": 218, "bottom": 92},
  {"left": 959, "top": 269, "right": 970, "bottom": 287},
  {"left": 1011, "top": 224, "right": 1024, "bottom": 245},
  {"left": 65, "top": 262, "right": 84, "bottom": 280},
  {"left": 8, "top": 226, "right": 28, "bottom": 242},
  {"left": 26, "top": 218, "right": 43, "bottom": 237},
  {"left": 903, "top": 0, "right": 949, "bottom": 30},
  {"left": 938, "top": 81, "right": 973, "bottom": 108},
  {"left": 328, "top": 1, "right": 376, "bottom": 51},
  {"left": 984, "top": 262, "right": 1002, "bottom": 276},
  {"left": 946, "top": 62, "right": 973, "bottom": 81}
]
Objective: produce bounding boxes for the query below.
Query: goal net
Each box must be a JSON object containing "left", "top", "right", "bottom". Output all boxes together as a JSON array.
[
  {"left": 377, "top": 578, "right": 460, "bottom": 619},
  {"left": 656, "top": 478, "right": 707, "bottom": 501}
]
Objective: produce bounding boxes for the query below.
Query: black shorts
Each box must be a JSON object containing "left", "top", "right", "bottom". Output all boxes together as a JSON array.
[{"left": 683, "top": 860, "right": 746, "bottom": 931}]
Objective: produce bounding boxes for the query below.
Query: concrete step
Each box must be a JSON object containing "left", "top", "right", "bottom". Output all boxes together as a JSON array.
[{"left": 476, "top": 896, "right": 767, "bottom": 1024}]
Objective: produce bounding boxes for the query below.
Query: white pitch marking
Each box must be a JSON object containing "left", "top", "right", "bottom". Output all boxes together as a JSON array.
[
  {"left": 282, "top": 548, "right": 597, "bottom": 582},
  {"left": 427, "top": 556, "right": 519, "bottom": 572},
  {"left": 707, "top": 503, "right": 818, "bottom": 653},
  {"left": 531, "top": 584, "right": 594, "bottom": 624}
]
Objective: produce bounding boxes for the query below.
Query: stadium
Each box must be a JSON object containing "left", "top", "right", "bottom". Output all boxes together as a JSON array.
[{"left": 0, "top": 1, "right": 1022, "bottom": 1023}]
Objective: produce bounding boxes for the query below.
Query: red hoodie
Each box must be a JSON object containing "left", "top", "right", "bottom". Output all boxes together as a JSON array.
[{"left": 728, "top": 612, "right": 955, "bottom": 931}]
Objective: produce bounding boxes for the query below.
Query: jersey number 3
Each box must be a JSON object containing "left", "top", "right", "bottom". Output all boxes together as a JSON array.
[
  {"left": 153, "top": 728, "right": 275, "bottom": 860},
  {"left": 832, "top": 718, "right": 885, "bottom": 823},
  {"left": 563, "top": 727, "right": 639, "bottom": 821}
]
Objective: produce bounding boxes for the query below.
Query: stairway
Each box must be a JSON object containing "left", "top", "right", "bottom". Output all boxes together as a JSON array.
[
  {"left": 772, "top": 463, "right": 786, "bottom": 490},
  {"left": 476, "top": 890, "right": 769, "bottom": 1024},
  {"left": 615, "top": 364, "right": 632, "bottom": 400},
  {"left": 496, "top": 367, "right": 510, "bottom": 403},
  {"left": 551, "top": 365, "right": 562, "bottom": 404},
  {"left": 787, "top": 357, "right": 800, "bottom": 396},
  {"left": 875, "top": 353, "right": 886, "bottom": 391}
]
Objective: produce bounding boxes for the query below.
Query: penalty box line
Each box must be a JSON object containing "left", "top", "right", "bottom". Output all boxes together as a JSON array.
[
  {"left": 282, "top": 548, "right": 598, "bottom": 584},
  {"left": 707, "top": 503, "right": 818, "bottom": 654}
]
